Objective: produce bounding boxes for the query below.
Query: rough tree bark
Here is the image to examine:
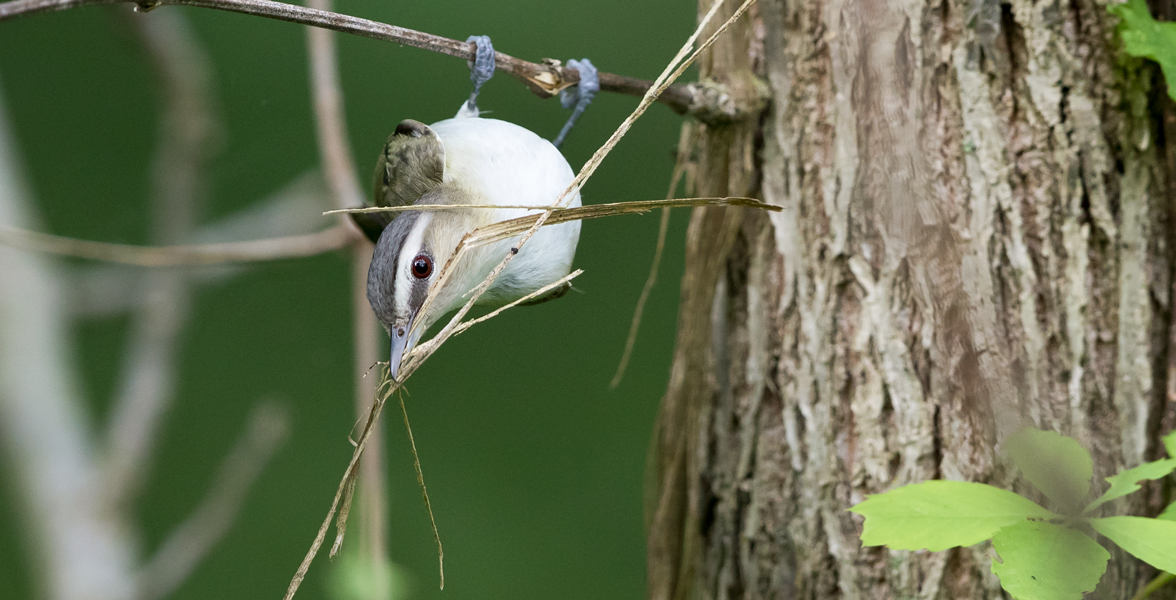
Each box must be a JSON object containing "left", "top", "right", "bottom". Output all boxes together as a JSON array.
[{"left": 647, "top": 0, "right": 1176, "bottom": 599}]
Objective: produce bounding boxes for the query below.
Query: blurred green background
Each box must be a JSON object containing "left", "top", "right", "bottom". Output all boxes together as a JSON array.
[{"left": 0, "top": 0, "right": 694, "bottom": 598}]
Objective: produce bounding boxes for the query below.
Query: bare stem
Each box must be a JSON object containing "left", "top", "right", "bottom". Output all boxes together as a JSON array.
[
  {"left": 103, "top": 8, "right": 213, "bottom": 505},
  {"left": 135, "top": 403, "right": 290, "bottom": 600},
  {"left": 397, "top": 390, "right": 443, "bottom": 590},
  {"left": 611, "top": 122, "right": 697, "bottom": 388},
  {"left": 0, "top": 223, "right": 355, "bottom": 266},
  {"left": 0, "top": 0, "right": 703, "bottom": 116},
  {"left": 305, "top": 0, "right": 390, "bottom": 593}
]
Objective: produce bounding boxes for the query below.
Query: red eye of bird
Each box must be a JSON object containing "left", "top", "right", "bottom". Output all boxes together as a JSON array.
[{"left": 411, "top": 254, "right": 433, "bottom": 279}]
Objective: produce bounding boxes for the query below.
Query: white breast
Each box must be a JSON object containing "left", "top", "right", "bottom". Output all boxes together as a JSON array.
[{"left": 429, "top": 117, "right": 582, "bottom": 304}]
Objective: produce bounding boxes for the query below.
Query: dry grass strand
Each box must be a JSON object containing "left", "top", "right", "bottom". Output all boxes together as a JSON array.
[
  {"left": 611, "top": 122, "right": 698, "bottom": 388},
  {"left": 397, "top": 388, "right": 444, "bottom": 589}
]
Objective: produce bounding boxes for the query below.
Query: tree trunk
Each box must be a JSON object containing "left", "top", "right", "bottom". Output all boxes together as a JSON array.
[{"left": 647, "top": 0, "right": 1176, "bottom": 599}]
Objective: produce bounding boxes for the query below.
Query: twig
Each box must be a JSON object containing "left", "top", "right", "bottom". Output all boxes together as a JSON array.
[
  {"left": 67, "top": 172, "right": 331, "bottom": 317},
  {"left": 329, "top": 197, "right": 773, "bottom": 223},
  {"left": 462, "top": 196, "right": 776, "bottom": 247},
  {"left": 305, "top": 0, "right": 363, "bottom": 214},
  {"left": 304, "top": 1, "right": 391, "bottom": 594},
  {"left": 326, "top": 204, "right": 570, "bottom": 215},
  {"left": 103, "top": 8, "right": 214, "bottom": 505},
  {"left": 611, "top": 122, "right": 697, "bottom": 388},
  {"left": 351, "top": 244, "right": 388, "bottom": 591},
  {"left": 0, "top": 223, "right": 355, "bottom": 266},
  {"left": 397, "top": 389, "right": 443, "bottom": 590},
  {"left": 283, "top": 375, "right": 398, "bottom": 600},
  {"left": 0, "top": 0, "right": 708, "bottom": 117},
  {"left": 135, "top": 403, "right": 290, "bottom": 600}
]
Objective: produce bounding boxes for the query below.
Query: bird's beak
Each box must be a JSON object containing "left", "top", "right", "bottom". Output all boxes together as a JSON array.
[{"left": 389, "top": 326, "right": 412, "bottom": 381}]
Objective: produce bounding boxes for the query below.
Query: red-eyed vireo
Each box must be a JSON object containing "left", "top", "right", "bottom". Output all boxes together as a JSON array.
[
  {"left": 360, "top": 116, "right": 582, "bottom": 380},
  {"left": 356, "top": 35, "right": 593, "bottom": 380}
]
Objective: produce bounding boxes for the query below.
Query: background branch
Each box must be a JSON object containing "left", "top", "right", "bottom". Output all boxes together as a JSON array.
[
  {"left": 0, "top": 223, "right": 353, "bottom": 265},
  {"left": 0, "top": 76, "right": 138, "bottom": 600},
  {"left": 0, "top": 12, "right": 299, "bottom": 600},
  {"left": 135, "top": 402, "right": 290, "bottom": 600},
  {"left": 305, "top": 2, "right": 390, "bottom": 598},
  {"left": 66, "top": 172, "right": 334, "bottom": 317},
  {"left": 0, "top": 0, "right": 757, "bottom": 120},
  {"left": 103, "top": 8, "right": 215, "bottom": 505}
]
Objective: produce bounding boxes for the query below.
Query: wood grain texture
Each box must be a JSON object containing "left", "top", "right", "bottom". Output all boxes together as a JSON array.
[{"left": 649, "top": 0, "right": 1176, "bottom": 598}]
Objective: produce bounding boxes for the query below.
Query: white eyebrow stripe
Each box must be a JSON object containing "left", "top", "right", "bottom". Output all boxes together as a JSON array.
[{"left": 394, "top": 212, "right": 433, "bottom": 316}]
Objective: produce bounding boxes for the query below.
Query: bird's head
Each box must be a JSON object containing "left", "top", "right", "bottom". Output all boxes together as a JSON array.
[{"left": 366, "top": 199, "right": 473, "bottom": 380}]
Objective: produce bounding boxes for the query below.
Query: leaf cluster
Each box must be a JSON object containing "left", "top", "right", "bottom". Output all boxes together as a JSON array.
[
  {"left": 1111, "top": 0, "right": 1176, "bottom": 101},
  {"left": 849, "top": 429, "right": 1176, "bottom": 600}
]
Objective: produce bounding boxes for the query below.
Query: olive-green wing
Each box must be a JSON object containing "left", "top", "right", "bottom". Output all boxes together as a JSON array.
[{"left": 351, "top": 119, "right": 446, "bottom": 243}]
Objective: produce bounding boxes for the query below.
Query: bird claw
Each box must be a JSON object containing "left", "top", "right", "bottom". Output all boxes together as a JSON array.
[
  {"left": 553, "top": 58, "right": 599, "bottom": 148},
  {"left": 459, "top": 35, "right": 496, "bottom": 118}
]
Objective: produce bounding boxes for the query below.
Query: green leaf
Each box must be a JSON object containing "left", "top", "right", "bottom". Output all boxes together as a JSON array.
[
  {"left": 1006, "top": 428, "right": 1093, "bottom": 514},
  {"left": 1159, "top": 502, "right": 1176, "bottom": 522},
  {"left": 1091, "top": 516, "right": 1176, "bottom": 573},
  {"left": 1109, "top": 0, "right": 1176, "bottom": 101},
  {"left": 850, "top": 481, "right": 1056, "bottom": 551},
  {"left": 1084, "top": 458, "right": 1176, "bottom": 513},
  {"left": 1164, "top": 430, "right": 1176, "bottom": 458},
  {"left": 991, "top": 521, "right": 1109, "bottom": 600}
]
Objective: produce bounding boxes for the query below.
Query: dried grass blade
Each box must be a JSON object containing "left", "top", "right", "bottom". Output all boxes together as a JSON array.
[
  {"left": 325, "top": 204, "right": 560, "bottom": 215},
  {"left": 465, "top": 196, "right": 774, "bottom": 247},
  {"left": 398, "top": 389, "right": 444, "bottom": 589},
  {"left": 329, "top": 470, "right": 358, "bottom": 557},
  {"left": 283, "top": 376, "right": 396, "bottom": 600},
  {"left": 611, "top": 122, "right": 696, "bottom": 388}
]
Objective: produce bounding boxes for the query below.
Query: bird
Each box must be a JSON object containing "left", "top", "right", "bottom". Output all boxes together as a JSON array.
[
  {"left": 354, "top": 34, "right": 594, "bottom": 380},
  {"left": 359, "top": 116, "right": 582, "bottom": 380}
]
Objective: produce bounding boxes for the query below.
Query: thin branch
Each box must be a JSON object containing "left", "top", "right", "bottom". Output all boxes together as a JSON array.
[
  {"left": 611, "top": 122, "right": 696, "bottom": 388},
  {"left": 396, "top": 390, "right": 443, "bottom": 590},
  {"left": 0, "top": 223, "right": 355, "bottom": 266},
  {"left": 305, "top": 1, "right": 391, "bottom": 595},
  {"left": 330, "top": 197, "right": 773, "bottom": 225},
  {"left": 0, "top": 0, "right": 707, "bottom": 117},
  {"left": 103, "top": 8, "right": 215, "bottom": 506},
  {"left": 283, "top": 375, "right": 397, "bottom": 600},
  {"left": 462, "top": 196, "right": 776, "bottom": 247},
  {"left": 135, "top": 402, "right": 290, "bottom": 600},
  {"left": 305, "top": 0, "right": 363, "bottom": 214},
  {"left": 67, "top": 172, "right": 331, "bottom": 317},
  {"left": 328, "top": 197, "right": 777, "bottom": 217},
  {"left": 326, "top": 204, "right": 572, "bottom": 215}
]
